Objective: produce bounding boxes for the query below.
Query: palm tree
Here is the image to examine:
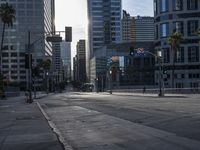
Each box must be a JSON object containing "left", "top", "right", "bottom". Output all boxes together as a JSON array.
[
  {"left": 0, "top": 2, "right": 15, "bottom": 68},
  {"left": 168, "top": 32, "right": 182, "bottom": 89},
  {"left": 0, "top": 2, "right": 15, "bottom": 98}
]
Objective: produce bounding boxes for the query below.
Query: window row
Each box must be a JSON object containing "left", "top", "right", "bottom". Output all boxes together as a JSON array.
[
  {"left": 156, "top": 20, "right": 199, "bottom": 38},
  {"left": 155, "top": 0, "right": 199, "bottom": 14},
  {"left": 163, "top": 46, "right": 199, "bottom": 63}
]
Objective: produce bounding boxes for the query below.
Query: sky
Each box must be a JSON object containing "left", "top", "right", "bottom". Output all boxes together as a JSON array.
[{"left": 55, "top": 0, "right": 154, "bottom": 59}]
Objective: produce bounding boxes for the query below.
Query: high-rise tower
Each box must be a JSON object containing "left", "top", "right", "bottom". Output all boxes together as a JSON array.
[
  {"left": 86, "top": 0, "right": 122, "bottom": 80},
  {"left": 0, "top": 0, "right": 55, "bottom": 89}
]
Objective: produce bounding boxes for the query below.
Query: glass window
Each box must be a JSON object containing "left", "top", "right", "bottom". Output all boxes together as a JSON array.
[
  {"left": 163, "top": 48, "right": 170, "bottom": 63},
  {"left": 173, "top": 0, "right": 183, "bottom": 11},
  {"left": 160, "top": 0, "right": 168, "bottom": 12},
  {"left": 175, "top": 47, "right": 184, "bottom": 62},
  {"left": 2, "top": 53, "right": 9, "bottom": 57},
  {"left": 154, "top": 0, "right": 158, "bottom": 15},
  {"left": 188, "top": 46, "right": 199, "bottom": 62},
  {"left": 187, "top": 0, "right": 198, "bottom": 10},
  {"left": 160, "top": 23, "right": 169, "bottom": 37},
  {"left": 188, "top": 20, "right": 198, "bottom": 36},
  {"left": 173, "top": 21, "right": 184, "bottom": 35},
  {"left": 155, "top": 25, "right": 158, "bottom": 39},
  {"left": 18, "top": 3, "right": 24, "bottom": 9}
]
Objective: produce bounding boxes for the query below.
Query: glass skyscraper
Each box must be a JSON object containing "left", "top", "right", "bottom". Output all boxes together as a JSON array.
[
  {"left": 86, "top": 0, "right": 122, "bottom": 80},
  {"left": 0, "top": 0, "right": 55, "bottom": 89}
]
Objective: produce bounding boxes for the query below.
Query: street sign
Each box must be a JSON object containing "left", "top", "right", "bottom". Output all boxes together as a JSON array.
[
  {"left": 46, "top": 36, "right": 62, "bottom": 42},
  {"left": 135, "top": 48, "right": 147, "bottom": 57}
]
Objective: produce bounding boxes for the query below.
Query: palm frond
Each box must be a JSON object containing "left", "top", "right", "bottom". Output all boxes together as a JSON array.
[{"left": 0, "top": 2, "right": 16, "bottom": 27}]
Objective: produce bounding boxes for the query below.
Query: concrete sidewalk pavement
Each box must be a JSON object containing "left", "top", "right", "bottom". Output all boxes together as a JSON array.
[
  {"left": 81, "top": 91, "right": 188, "bottom": 98},
  {"left": 0, "top": 96, "right": 64, "bottom": 150}
]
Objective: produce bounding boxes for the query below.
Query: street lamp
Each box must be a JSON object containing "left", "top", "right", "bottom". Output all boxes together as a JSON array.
[
  {"left": 46, "top": 72, "right": 49, "bottom": 94},
  {"left": 95, "top": 78, "right": 98, "bottom": 93},
  {"left": 157, "top": 50, "right": 164, "bottom": 97},
  {"left": 109, "top": 70, "right": 112, "bottom": 94}
]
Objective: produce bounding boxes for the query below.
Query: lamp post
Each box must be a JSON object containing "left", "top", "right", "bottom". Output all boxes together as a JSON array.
[
  {"left": 95, "top": 77, "right": 98, "bottom": 93},
  {"left": 46, "top": 72, "right": 49, "bottom": 94},
  {"left": 157, "top": 50, "right": 164, "bottom": 97},
  {"left": 109, "top": 70, "right": 112, "bottom": 94}
]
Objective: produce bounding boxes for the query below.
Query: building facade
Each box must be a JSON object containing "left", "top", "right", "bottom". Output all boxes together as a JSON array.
[
  {"left": 154, "top": 0, "right": 200, "bottom": 89},
  {"left": 0, "top": 0, "right": 55, "bottom": 89},
  {"left": 92, "top": 42, "right": 155, "bottom": 90},
  {"left": 122, "top": 10, "right": 154, "bottom": 43},
  {"left": 61, "top": 41, "right": 71, "bottom": 81},
  {"left": 134, "top": 16, "right": 155, "bottom": 42},
  {"left": 52, "top": 35, "right": 63, "bottom": 83},
  {"left": 73, "top": 55, "right": 78, "bottom": 81},
  {"left": 76, "top": 40, "right": 86, "bottom": 83},
  {"left": 122, "top": 10, "right": 136, "bottom": 42},
  {"left": 86, "top": 0, "right": 122, "bottom": 81}
]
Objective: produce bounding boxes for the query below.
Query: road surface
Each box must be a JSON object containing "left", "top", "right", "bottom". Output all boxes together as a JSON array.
[{"left": 38, "top": 92, "right": 200, "bottom": 150}]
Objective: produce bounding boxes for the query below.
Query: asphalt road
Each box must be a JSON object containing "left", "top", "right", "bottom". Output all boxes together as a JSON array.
[{"left": 38, "top": 92, "right": 200, "bottom": 150}]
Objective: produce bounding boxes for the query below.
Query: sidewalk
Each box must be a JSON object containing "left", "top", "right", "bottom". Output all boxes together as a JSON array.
[
  {"left": 110, "top": 92, "right": 187, "bottom": 97},
  {"left": 0, "top": 96, "right": 64, "bottom": 150},
  {"left": 86, "top": 91, "right": 188, "bottom": 98}
]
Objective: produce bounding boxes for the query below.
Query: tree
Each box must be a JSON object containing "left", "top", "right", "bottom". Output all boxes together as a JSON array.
[
  {"left": 38, "top": 59, "right": 51, "bottom": 71},
  {"left": 168, "top": 32, "right": 182, "bottom": 88},
  {"left": 0, "top": 2, "right": 15, "bottom": 68},
  {"left": 0, "top": 2, "right": 15, "bottom": 98}
]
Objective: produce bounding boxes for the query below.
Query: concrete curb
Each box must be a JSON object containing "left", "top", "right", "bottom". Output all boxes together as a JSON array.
[
  {"left": 36, "top": 101, "right": 73, "bottom": 150},
  {"left": 94, "top": 92, "right": 188, "bottom": 98}
]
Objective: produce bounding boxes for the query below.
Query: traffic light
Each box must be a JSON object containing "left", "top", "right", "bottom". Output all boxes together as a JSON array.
[
  {"left": 129, "top": 47, "right": 135, "bottom": 56},
  {"left": 163, "top": 68, "right": 167, "bottom": 74},
  {"left": 25, "top": 53, "right": 32, "bottom": 69}
]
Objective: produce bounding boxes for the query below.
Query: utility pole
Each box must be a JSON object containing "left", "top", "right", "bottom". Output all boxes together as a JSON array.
[{"left": 27, "top": 31, "right": 33, "bottom": 103}]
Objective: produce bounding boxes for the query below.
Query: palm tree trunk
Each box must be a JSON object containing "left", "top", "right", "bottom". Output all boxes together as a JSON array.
[
  {"left": 172, "top": 50, "right": 175, "bottom": 89},
  {"left": 0, "top": 23, "right": 6, "bottom": 97},
  {"left": 0, "top": 23, "right": 5, "bottom": 75}
]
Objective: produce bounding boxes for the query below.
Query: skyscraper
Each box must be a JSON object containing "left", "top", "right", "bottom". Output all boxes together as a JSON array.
[
  {"left": 122, "top": 10, "right": 136, "bottom": 42},
  {"left": 122, "top": 10, "right": 154, "bottom": 43},
  {"left": 76, "top": 40, "right": 86, "bottom": 83},
  {"left": 0, "top": 0, "right": 55, "bottom": 89},
  {"left": 61, "top": 41, "right": 71, "bottom": 81},
  {"left": 154, "top": 0, "right": 200, "bottom": 89},
  {"left": 86, "top": 0, "right": 122, "bottom": 80}
]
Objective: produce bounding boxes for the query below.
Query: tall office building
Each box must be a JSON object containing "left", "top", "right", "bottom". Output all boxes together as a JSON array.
[
  {"left": 76, "top": 40, "right": 86, "bottom": 83},
  {"left": 73, "top": 55, "right": 78, "bottom": 81},
  {"left": 122, "top": 10, "right": 136, "bottom": 42},
  {"left": 154, "top": 0, "right": 200, "bottom": 89},
  {"left": 134, "top": 16, "right": 154, "bottom": 42},
  {"left": 52, "top": 35, "right": 63, "bottom": 82},
  {"left": 61, "top": 41, "right": 71, "bottom": 81},
  {"left": 86, "top": 0, "right": 122, "bottom": 80},
  {"left": 122, "top": 10, "right": 154, "bottom": 42},
  {"left": 0, "top": 0, "right": 55, "bottom": 89}
]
